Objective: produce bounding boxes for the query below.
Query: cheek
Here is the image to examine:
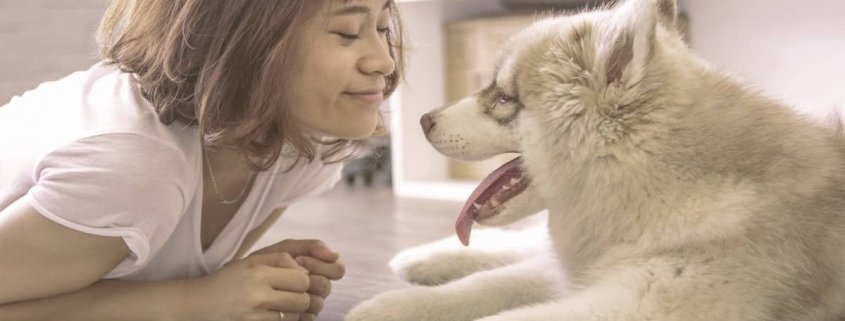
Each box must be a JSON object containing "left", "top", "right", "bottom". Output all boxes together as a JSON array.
[
  {"left": 301, "top": 69, "right": 346, "bottom": 105},
  {"left": 286, "top": 70, "right": 339, "bottom": 112}
]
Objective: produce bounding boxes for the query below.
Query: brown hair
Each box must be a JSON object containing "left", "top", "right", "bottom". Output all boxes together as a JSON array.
[{"left": 96, "top": 0, "right": 404, "bottom": 170}]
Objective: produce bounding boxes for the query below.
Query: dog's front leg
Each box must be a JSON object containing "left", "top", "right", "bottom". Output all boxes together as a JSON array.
[
  {"left": 345, "top": 256, "right": 566, "bottom": 321},
  {"left": 389, "top": 218, "right": 551, "bottom": 286}
]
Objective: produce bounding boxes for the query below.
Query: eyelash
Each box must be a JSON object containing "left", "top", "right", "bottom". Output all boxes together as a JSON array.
[
  {"left": 335, "top": 27, "right": 389, "bottom": 41},
  {"left": 336, "top": 32, "right": 360, "bottom": 40}
]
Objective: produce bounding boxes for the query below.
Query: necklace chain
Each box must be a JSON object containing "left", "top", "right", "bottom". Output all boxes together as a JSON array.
[{"left": 203, "top": 147, "right": 255, "bottom": 205}]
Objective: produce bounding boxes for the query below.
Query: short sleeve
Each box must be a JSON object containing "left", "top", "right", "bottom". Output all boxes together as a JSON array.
[{"left": 24, "top": 133, "right": 191, "bottom": 278}]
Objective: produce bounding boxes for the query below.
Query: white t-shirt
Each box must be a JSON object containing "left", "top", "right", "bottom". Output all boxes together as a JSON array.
[{"left": 0, "top": 63, "right": 342, "bottom": 281}]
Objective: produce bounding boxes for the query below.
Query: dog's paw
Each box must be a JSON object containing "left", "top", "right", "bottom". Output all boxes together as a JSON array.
[
  {"left": 389, "top": 246, "right": 520, "bottom": 286},
  {"left": 389, "top": 228, "right": 542, "bottom": 285},
  {"left": 345, "top": 287, "right": 454, "bottom": 321}
]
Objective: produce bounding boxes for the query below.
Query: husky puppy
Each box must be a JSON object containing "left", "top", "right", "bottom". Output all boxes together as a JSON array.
[{"left": 346, "top": 0, "right": 845, "bottom": 320}]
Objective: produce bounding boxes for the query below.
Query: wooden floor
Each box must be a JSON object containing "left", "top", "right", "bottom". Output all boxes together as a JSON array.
[{"left": 250, "top": 184, "right": 464, "bottom": 321}]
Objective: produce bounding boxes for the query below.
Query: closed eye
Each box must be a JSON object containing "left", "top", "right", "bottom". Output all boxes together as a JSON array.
[{"left": 334, "top": 32, "right": 360, "bottom": 40}]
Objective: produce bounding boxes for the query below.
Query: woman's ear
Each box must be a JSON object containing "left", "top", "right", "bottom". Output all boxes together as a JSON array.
[{"left": 597, "top": 0, "right": 677, "bottom": 85}]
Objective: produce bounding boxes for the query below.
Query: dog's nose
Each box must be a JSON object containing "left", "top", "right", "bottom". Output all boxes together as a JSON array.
[{"left": 420, "top": 113, "right": 435, "bottom": 135}]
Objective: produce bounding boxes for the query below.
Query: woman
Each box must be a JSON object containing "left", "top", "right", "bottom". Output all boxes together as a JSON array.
[{"left": 0, "top": 0, "right": 403, "bottom": 320}]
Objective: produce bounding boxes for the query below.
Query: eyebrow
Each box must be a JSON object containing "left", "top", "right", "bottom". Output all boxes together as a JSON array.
[{"left": 332, "top": 0, "right": 392, "bottom": 16}]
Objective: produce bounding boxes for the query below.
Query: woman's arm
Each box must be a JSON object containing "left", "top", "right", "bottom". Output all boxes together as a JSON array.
[
  {"left": 0, "top": 197, "right": 129, "bottom": 305},
  {"left": 0, "top": 197, "right": 191, "bottom": 320},
  {"left": 0, "top": 199, "right": 310, "bottom": 321},
  {"left": 0, "top": 278, "right": 196, "bottom": 321}
]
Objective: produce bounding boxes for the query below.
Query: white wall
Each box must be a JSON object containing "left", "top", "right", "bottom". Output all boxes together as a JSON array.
[
  {"left": 0, "top": 0, "right": 107, "bottom": 105},
  {"left": 392, "top": 0, "right": 506, "bottom": 199},
  {"left": 680, "top": 0, "right": 845, "bottom": 116}
]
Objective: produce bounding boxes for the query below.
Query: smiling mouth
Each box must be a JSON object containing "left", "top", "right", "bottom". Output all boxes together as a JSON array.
[{"left": 345, "top": 92, "right": 384, "bottom": 105}]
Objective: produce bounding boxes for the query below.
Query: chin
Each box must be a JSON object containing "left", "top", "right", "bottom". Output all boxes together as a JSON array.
[{"left": 329, "top": 125, "right": 379, "bottom": 140}]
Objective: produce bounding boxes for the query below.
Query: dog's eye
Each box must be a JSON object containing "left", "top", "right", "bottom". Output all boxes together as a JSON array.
[{"left": 497, "top": 93, "right": 516, "bottom": 105}]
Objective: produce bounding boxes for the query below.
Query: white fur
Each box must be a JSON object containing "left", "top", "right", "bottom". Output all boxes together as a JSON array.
[
  {"left": 347, "top": 0, "right": 845, "bottom": 320},
  {"left": 423, "top": 96, "right": 520, "bottom": 161},
  {"left": 388, "top": 223, "right": 550, "bottom": 286}
]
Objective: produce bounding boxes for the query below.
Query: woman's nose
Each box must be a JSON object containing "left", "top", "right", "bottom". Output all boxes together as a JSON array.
[{"left": 360, "top": 39, "right": 396, "bottom": 76}]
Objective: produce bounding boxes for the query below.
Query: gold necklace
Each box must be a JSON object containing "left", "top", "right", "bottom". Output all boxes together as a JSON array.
[{"left": 202, "top": 147, "right": 255, "bottom": 205}]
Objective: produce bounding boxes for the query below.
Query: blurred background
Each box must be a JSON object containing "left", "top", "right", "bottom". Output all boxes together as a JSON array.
[
  {"left": 0, "top": 0, "right": 845, "bottom": 200},
  {"left": 3, "top": 0, "right": 842, "bottom": 200},
  {"left": 1, "top": 0, "right": 843, "bottom": 319}
]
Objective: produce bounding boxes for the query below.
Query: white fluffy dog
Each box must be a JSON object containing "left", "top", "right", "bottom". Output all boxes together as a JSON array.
[{"left": 346, "top": 0, "right": 845, "bottom": 320}]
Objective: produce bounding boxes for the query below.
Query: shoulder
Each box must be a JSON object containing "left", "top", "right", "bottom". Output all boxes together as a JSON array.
[
  {"left": 39, "top": 133, "right": 191, "bottom": 179},
  {"left": 27, "top": 133, "right": 194, "bottom": 261},
  {"left": 1, "top": 63, "right": 199, "bottom": 186},
  {"left": 33, "top": 133, "right": 195, "bottom": 218},
  {"left": 1, "top": 62, "right": 196, "bottom": 151}
]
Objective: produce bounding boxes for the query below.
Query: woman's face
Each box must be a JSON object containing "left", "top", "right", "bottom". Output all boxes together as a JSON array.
[{"left": 284, "top": 0, "right": 395, "bottom": 140}]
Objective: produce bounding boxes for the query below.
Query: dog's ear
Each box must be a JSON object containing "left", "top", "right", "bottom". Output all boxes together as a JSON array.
[
  {"left": 655, "top": 0, "right": 678, "bottom": 28},
  {"left": 598, "top": 0, "right": 676, "bottom": 85}
]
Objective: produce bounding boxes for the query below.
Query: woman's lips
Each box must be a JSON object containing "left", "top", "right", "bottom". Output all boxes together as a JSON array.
[{"left": 345, "top": 91, "right": 384, "bottom": 105}]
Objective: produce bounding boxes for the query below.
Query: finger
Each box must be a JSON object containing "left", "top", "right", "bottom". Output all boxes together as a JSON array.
[
  {"left": 307, "top": 274, "right": 331, "bottom": 297},
  {"left": 281, "top": 312, "right": 300, "bottom": 321},
  {"left": 251, "top": 252, "right": 307, "bottom": 271},
  {"left": 295, "top": 256, "right": 345, "bottom": 280},
  {"left": 265, "top": 266, "right": 310, "bottom": 292},
  {"left": 252, "top": 311, "right": 286, "bottom": 321},
  {"left": 306, "top": 293, "right": 324, "bottom": 315},
  {"left": 300, "top": 312, "right": 316, "bottom": 321},
  {"left": 268, "top": 290, "right": 311, "bottom": 313},
  {"left": 279, "top": 239, "right": 340, "bottom": 262}
]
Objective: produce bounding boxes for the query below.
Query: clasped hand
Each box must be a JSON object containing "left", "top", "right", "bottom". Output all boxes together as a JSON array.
[
  {"left": 194, "top": 239, "right": 345, "bottom": 321},
  {"left": 252, "top": 239, "right": 346, "bottom": 321}
]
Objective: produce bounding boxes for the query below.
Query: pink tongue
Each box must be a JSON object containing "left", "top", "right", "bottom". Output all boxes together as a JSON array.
[{"left": 456, "top": 156, "right": 524, "bottom": 246}]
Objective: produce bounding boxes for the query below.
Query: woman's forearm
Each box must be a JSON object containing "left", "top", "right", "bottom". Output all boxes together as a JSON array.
[{"left": 0, "top": 278, "right": 199, "bottom": 321}]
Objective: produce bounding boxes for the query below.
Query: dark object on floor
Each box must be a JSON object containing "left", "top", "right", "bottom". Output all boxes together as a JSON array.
[{"left": 342, "top": 138, "right": 392, "bottom": 187}]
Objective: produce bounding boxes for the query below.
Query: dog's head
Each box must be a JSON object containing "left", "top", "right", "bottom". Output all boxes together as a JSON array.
[{"left": 422, "top": 0, "right": 690, "bottom": 245}]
